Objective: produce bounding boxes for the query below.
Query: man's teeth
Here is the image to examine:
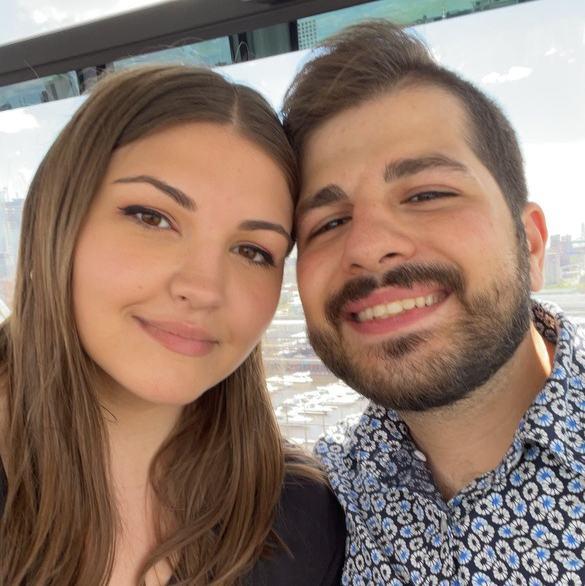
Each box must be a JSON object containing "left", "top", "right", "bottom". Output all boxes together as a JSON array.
[{"left": 356, "top": 294, "right": 442, "bottom": 322}]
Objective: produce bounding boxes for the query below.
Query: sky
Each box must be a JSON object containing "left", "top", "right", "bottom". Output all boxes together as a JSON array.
[
  {"left": 0, "top": 0, "right": 174, "bottom": 45},
  {"left": 1, "top": 0, "right": 584, "bottom": 238}
]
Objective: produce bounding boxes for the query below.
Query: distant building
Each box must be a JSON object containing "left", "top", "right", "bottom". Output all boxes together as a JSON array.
[
  {"left": 544, "top": 252, "right": 561, "bottom": 286},
  {"left": 0, "top": 73, "right": 79, "bottom": 110},
  {"left": 546, "top": 233, "right": 585, "bottom": 286},
  {"left": 5, "top": 198, "right": 24, "bottom": 262}
]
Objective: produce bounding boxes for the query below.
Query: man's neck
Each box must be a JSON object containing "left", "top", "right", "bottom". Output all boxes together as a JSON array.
[{"left": 399, "top": 324, "right": 555, "bottom": 501}]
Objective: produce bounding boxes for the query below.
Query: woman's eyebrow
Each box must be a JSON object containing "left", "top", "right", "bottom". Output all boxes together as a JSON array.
[
  {"left": 239, "top": 219, "right": 293, "bottom": 251},
  {"left": 113, "top": 175, "right": 196, "bottom": 211}
]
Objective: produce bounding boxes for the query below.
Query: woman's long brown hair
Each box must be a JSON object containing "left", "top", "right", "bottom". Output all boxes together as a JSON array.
[{"left": 0, "top": 65, "right": 323, "bottom": 585}]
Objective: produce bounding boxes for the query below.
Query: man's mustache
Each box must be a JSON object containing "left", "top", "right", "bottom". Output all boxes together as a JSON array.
[{"left": 325, "top": 263, "right": 466, "bottom": 326}]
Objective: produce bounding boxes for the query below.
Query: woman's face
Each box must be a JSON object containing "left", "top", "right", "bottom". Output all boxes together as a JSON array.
[{"left": 73, "top": 122, "right": 293, "bottom": 406}]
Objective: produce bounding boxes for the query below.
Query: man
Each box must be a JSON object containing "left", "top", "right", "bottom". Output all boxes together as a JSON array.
[{"left": 283, "top": 21, "right": 585, "bottom": 585}]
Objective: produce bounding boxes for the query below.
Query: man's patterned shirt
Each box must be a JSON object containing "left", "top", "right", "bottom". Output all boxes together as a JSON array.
[{"left": 315, "top": 302, "right": 585, "bottom": 585}]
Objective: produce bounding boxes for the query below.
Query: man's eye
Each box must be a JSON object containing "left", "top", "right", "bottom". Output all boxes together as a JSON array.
[
  {"left": 120, "top": 205, "right": 173, "bottom": 230},
  {"left": 407, "top": 191, "right": 455, "bottom": 203},
  {"left": 233, "top": 244, "right": 275, "bottom": 268},
  {"left": 310, "top": 216, "right": 351, "bottom": 239}
]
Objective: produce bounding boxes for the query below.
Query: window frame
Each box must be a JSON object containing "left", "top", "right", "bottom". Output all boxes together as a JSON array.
[{"left": 0, "top": 0, "right": 372, "bottom": 87}]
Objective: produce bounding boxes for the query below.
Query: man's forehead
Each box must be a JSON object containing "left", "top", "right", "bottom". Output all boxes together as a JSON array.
[
  {"left": 299, "top": 85, "right": 473, "bottom": 191},
  {"left": 303, "top": 86, "right": 467, "bottom": 158}
]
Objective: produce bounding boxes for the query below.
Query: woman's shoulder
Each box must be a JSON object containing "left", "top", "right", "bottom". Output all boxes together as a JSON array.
[
  {"left": 278, "top": 469, "right": 345, "bottom": 531},
  {"left": 244, "top": 463, "right": 346, "bottom": 586},
  {"left": 279, "top": 447, "right": 346, "bottom": 547}
]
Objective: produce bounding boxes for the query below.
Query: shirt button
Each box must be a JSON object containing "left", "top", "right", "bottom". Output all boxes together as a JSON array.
[
  {"left": 413, "top": 449, "right": 427, "bottom": 462},
  {"left": 441, "top": 515, "right": 449, "bottom": 533}
]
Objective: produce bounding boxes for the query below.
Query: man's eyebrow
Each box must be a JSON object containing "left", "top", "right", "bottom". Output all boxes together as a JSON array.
[
  {"left": 113, "top": 175, "right": 195, "bottom": 211},
  {"left": 239, "top": 219, "right": 293, "bottom": 252},
  {"left": 295, "top": 184, "right": 348, "bottom": 224},
  {"left": 384, "top": 155, "right": 469, "bottom": 182}
]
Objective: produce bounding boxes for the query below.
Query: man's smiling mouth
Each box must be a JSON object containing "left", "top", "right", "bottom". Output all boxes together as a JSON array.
[{"left": 352, "top": 291, "right": 447, "bottom": 322}]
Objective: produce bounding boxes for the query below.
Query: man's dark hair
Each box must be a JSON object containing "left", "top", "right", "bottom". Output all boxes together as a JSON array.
[{"left": 282, "top": 20, "right": 528, "bottom": 229}]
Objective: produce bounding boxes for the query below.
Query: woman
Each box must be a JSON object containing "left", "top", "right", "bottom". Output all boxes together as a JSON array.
[{"left": 0, "top": 66, "right": 345, "bottom": 585}]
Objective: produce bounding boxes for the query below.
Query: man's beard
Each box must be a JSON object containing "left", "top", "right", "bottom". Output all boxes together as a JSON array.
[{"left": 307, "top": 244, "right": 532, "bottom": 413}]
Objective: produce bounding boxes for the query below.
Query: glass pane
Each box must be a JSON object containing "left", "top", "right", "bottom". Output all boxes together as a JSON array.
[
  {"left": 297, "top": 0, "right": 541, "bottom": 49},
  {"left": 0, "top": 72, "right": 80, "bottom": 110},
  {"left": 0, "top": 95, "right": 85, "bottom": 307},
  {"left": 0, "top": 0, "right": 176, "bottom": 46},
  {"left": 0, "top": 0, "right": 582, "bottom": 446},
  {"left": 247, "top": 23, "right": 294, "bottom": 60},
  {"left": 113, "top": 37, "right": 233, "bottom": 70},
  {"left": 263, "top": 248, "right": 369, "bottom": 446}
]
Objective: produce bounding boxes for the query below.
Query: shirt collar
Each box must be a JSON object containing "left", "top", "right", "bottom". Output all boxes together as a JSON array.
[
  {"left": 343, "top": 300, "right": 585, "bottom": 481},
  {"left": 517, "top": 300, "right": 585, "bottom": 475}
]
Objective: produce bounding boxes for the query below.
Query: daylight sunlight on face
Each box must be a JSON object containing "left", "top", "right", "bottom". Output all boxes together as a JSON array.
[
  {"left": 296, "top": 86, "right": 541, "bottom": 411},
  {"left": 73, "top": 122, "right": 293, "bottom": 408}
]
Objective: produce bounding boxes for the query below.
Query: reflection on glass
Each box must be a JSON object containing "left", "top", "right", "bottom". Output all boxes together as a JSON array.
[
  {"left": 0, "top": 96, "right": 85, "bottom": 307},
  {"left": 0, "top": 0, "right": 582, "bottom": 445},
  {"left": 244, "top": 24, "right": 295, "bottom": 60},
  {"left": 113, "top": 37, "right": 233, "bottom": 70},
  {"left": 0, "top": 73, "right": 79, "bottom": 110},
  {"left": 297, "top": 0, "right": 541, "bottom": 49}
]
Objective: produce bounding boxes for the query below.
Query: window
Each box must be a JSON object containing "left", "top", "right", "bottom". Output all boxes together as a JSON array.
[
  {"left": 0, "top": 0, "right": 582, "bottom": 445},
  {"left": 112, "top": 37, "right": 233, "bottom": 70},
  {"left": 296, "top": 0, "right": 539, "bottom": 49},
  {"left": 0, "top": 72, "right": 79, "bottom": 110}
]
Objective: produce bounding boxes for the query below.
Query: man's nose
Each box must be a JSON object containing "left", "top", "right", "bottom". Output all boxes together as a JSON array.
[{"left": 340, "top": 204, "right": 416, "bottom": 276}]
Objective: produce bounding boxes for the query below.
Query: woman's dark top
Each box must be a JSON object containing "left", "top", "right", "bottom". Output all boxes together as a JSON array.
[
  {"left": 0, "top": 458, "right": 345, "bottom": 585},
  {"left": 242, "top": 473, "right": 346, "bottom": 585}
]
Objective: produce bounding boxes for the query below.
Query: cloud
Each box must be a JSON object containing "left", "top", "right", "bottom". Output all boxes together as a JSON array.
[
  {"left": 523, "top": 140, "right": 585, "bottom": 238},
  {"left": 0, "top": 109, "right": 39, "bottom": 134},
  {"left": 31, "top": 5, "right": 68, "bottom": 25},
  {"left": 114, "top": 0, "right": 166, "bottom": 11},
  {"left": 18, "top": 0, "right": 167, "bottom": 30},
  {"left": 481, "top": 66, "right": 532, "bottom": 85}
]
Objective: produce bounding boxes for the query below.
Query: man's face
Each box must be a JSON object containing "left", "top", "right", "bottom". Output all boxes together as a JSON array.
[{"left": 295, "top": 85, "right": 544, "bottom": 412}]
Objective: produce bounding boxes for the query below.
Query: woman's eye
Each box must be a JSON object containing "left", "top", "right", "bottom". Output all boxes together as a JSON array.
[
  {"left": 407, "top": 191, "right": 455, "bottom": 203},
  {"left": 310, "top": 216, "right": 350, "bottom": 239},
  {"left": 121, "top": 206, "right": 173, "bottom": 230},
  {"left": 234, "top": 244, "right": 275, "bottom": 267}
]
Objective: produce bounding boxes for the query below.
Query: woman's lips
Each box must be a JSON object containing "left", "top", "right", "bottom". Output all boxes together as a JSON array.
[{"left": 135, "top": 317, "right": 218, "bottom": 357}]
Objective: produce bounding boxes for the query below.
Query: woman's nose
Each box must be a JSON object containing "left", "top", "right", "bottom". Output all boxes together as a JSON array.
[{"left": 169, "top": 248, "right": 226, "bottom": 310}]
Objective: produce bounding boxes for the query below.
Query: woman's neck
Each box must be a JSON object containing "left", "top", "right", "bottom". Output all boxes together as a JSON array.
[
  {"left": 98, "top": 377, "right": 182, "bottom": 585},
  {"left": 97, "top": 374, "right": 183, "bottom": 490}
]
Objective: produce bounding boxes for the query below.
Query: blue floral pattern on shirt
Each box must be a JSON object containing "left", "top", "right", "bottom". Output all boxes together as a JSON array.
[{"left": 315, "top": 302, "right": 585, "bottom": 585}]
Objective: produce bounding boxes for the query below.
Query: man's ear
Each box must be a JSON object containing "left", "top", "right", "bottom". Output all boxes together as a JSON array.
[{"left": 521, "top": 202, "right": 548, "bottom": 292}]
